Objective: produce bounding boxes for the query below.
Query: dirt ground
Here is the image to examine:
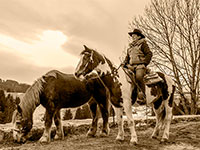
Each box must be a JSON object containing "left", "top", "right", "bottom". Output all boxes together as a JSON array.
[{"left": 0, "top": 116, "right": 200, "bottom": 150}]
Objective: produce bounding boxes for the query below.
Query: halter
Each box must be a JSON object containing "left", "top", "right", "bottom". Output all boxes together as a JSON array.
[{"left": 75, "top": 51, "right": 93, "bottom": 76}]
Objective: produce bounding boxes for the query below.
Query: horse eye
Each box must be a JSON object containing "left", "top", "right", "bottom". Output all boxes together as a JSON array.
[
  {"left": 84, "top": 53, "right": 91, "bottom": 57},
  {"left": 16, "top": 121, "right": 21, "bottom": 125},
  {"left": 84, "top": 55, "right": 90, "bottom": 60}
]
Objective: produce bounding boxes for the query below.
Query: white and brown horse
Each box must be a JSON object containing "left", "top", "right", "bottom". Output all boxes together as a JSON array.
[
  {"left": 12, "top": 70, "right": 122, "bottom": 143},
  {"left": 75, "top": 45, "right": 176, "bottom": 144}
]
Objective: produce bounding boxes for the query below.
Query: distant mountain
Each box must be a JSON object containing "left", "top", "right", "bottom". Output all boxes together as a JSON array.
[{"left": 0, "top": 78, "right": 30, "bottom": 93}]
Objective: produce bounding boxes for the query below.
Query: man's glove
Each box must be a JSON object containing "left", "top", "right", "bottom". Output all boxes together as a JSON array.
[{"left": 121, "top": 63, "right": 127, "bottom": 68}]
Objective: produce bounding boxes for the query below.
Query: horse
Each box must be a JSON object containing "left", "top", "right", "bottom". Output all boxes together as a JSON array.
[
  {"left": 75, "top": 45, "right": 176, "bottom": 144},
  {"left": 12, "top": 70, "right": 122, "bottom": 143}
]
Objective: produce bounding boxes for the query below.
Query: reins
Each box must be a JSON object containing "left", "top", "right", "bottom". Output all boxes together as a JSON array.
[
  {"left": 96, "top": 74, "right": 109, "bottom": 91},
  {"left": 122, "top": 67, "right": 146, "bottom": 98}
]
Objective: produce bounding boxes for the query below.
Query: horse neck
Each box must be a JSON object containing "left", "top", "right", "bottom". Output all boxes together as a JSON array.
[
  {"left": 19, "top": 88, "right": 40, "bottom": 121},
  {"left": 95, "top": 58, "right": 112, "bottom": 75}
]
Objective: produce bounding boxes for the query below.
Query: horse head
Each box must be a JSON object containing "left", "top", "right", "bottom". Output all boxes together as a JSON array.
[
  {"left": 12, "top": 105, "right": 33, "bottom": 143},
  {"left": 75, "top": 45, "right": 108, "bottom": 78}
]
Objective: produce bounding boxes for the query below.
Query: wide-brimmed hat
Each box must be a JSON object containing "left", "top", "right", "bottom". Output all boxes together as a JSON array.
[{"left": 128, "top": 29, "right": 145, "bottom": 38}]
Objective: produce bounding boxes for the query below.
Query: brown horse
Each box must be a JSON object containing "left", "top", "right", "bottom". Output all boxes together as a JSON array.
[{"left": 12, "top": 70, "right": 122, "bottom": 143}]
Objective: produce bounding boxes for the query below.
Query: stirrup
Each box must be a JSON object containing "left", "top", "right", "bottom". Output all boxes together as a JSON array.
[
  {"left": 137, "top": 99, "right": 146, "bottom": 105},
  {"left": 138, "top": 91, "right": 145, "bottom": 100},
  {"left": 137, "top": 92, "right": 146, "bottom": 105}
]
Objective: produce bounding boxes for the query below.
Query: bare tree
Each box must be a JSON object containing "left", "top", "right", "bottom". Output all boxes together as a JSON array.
[{"left": 130, "top": 0, "right": 200, "bottom": 114}]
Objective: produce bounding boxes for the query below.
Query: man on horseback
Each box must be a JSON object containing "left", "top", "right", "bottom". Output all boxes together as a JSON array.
[{"left": 122, "top": 29, "right": 152, "bottom": 104}]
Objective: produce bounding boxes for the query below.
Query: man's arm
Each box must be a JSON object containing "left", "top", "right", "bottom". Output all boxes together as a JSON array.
[
  {"left": 122, "top": 50, "right": 130, "bottom": 67},
  {"left": 141, "top": 41, "right": 153, "bottom": 66}
]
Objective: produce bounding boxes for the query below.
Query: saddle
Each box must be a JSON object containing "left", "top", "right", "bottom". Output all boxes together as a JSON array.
[
  {"left": 144, "top": 71, "right": 164, "bottom": 86},
  {"left": 123, "top": 64, "right": 164, "bottom": 86}
]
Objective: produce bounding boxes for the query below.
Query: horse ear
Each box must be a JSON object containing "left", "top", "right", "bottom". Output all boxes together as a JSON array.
[
  {"left": 83, "top": 45, "right": 88, "bottom": 49},
  {"left": 17, "top": 105, "right": 22, "bottom": 114}
]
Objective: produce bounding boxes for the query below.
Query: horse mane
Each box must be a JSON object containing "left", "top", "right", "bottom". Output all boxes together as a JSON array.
[
  {"left": 104, "top": 56, "right": 117, "bottom": 75},
  {"left": 91, "top": 49, "right": 117, "bottom": 75},
  {"left": 19, "top": 77, "right": 45, "bottom": 119}
]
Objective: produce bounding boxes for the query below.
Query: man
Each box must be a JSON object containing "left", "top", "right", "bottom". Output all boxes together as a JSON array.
[{"left": 123, "top": 29, "right": 152, "bottom": 103}]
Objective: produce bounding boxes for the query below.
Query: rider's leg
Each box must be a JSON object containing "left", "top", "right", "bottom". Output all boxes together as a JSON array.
[{"left": 135, "top": 66, "right": 146, "bottom": 102}]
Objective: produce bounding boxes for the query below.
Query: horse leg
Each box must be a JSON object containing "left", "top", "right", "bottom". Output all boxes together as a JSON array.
[
  {"left": 87, "top": 99, "right": 99, "bottom": 137},
  {"left": 151, "top": 111, "right": 163, "bottom": 139},
  {"left": 161, "top": 104, "right": 173, "bottom": 142},
  {"left": 99, "top": 101, "right": 110, "bottom": 137},
  {"left": 39, "top": 109, "right": 54, "bottom": 143},
  {"left": 54, "top": 110, "right": 64, "bottom": 140},
  {"left": 123, "top": 97, "right": 138, "bottom": 145},
  {"left": 113, "top": 107, "right": 124, "bottom": 141}
]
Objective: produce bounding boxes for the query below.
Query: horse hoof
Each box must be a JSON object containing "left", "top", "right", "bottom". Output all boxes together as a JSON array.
[
  {"left": 130, "top": 141, "right": 138, "bottom": 146},
  {"left": 115, "top": 139, "right": 124, "bottom": 144},
  {"left": 100, "top": 129, "right": 109, "bottom": 137},
  {"left": 100, "top": 132, "right": 108, "bottom": 137},
  {"left": 116, "top": 135, "right": 124, "bottom": 141},
  {"left": 86, "top": 131, "right": 96, "bottom": 137},
  {"left": 87, "top": 134, "right": 96, "bottom": 137},
  {"left": 160, "top": 138, "right": 168, "bottom": 144},
  {"left": 54, "top": 134, "right": 64, "bottom": 140},
  {"left": 54, "top": 135, "right": 63, "bottom": 140},
  {"left": 151, "top": 135, "right": 159, "bottom": 140},
  {"left": 130, "top": 138, "right": 138, "bottom": 145},
  {"left": 39, "top": 136, "right": 50, "bottom": 143}
]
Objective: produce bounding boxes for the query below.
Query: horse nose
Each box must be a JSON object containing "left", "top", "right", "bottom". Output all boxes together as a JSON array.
[
  {"left": 20, "top": 137, "right": 27, "bottom": 144},
  {"left": 75, "top": 72, "right": 81, "bottom": 78},
  {"left": 75, "top": 72, "right": 78, "bottom": 77}
]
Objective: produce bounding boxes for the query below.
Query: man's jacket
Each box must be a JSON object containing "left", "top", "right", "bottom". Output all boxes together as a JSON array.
[{"left": 124, "top": 39, "right": 152, "bottom": 66}]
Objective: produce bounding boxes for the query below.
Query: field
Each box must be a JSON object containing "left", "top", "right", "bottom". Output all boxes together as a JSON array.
[
  {"left": 0, "top": 118, "right": 200, "bottom": 149},
  {"left": 0, "top": 106, "right": 200, "bottom": 150}
]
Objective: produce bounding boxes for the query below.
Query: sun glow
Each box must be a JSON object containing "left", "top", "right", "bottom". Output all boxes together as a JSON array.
[
  {"left": 0, "top": 30, "right": 78, "bottom": 68},
  {"left": 38, "top": 30, "right": 67, "bottom": 46}
]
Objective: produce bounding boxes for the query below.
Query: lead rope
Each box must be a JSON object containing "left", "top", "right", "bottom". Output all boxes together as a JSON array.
[
  {"left": 96, "top": 73, "right": 108, "bottom": 92},
  {"left": 96, "top": 73, "right": 115, "bottom": 124}
]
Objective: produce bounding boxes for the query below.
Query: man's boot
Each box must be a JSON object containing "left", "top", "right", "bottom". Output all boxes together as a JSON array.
[{"left": 137, "top": 83, "right": 146, "bottom": 105}]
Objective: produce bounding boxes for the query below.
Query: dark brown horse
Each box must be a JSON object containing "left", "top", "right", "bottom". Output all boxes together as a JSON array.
[{"left": 12, "top": 70, "right": 122, "bottom": 143}]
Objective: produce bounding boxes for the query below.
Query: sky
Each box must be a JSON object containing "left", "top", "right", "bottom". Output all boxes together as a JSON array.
[{"left": 0, "top": 0, "right": 150, "bottom": 84}]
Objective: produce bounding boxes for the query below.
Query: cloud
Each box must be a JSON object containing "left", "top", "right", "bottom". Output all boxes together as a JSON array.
[
  {"left": 0, "top": 50, "right": 75, "bottom": 84},
  {"left": 0, "top": 0, "right": 121, "bottom": 47},
  {"left": 0, "top": 0, "right": 149, "bottom": 42},
  {"left": 0, "top": 0, "right": 150, "bottom": 83}
]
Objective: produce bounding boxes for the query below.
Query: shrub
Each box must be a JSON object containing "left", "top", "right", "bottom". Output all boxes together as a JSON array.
[
  {"left": 75, "top": 104, "right": 91, "bottom": 119},
  {"left": 0, "top": 90, "right": 18, "bottom": 124}
]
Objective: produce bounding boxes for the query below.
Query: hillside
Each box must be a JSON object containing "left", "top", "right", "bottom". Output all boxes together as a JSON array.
[{"left": 0, "top": 78, "right": 30, "bottom": 93}]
